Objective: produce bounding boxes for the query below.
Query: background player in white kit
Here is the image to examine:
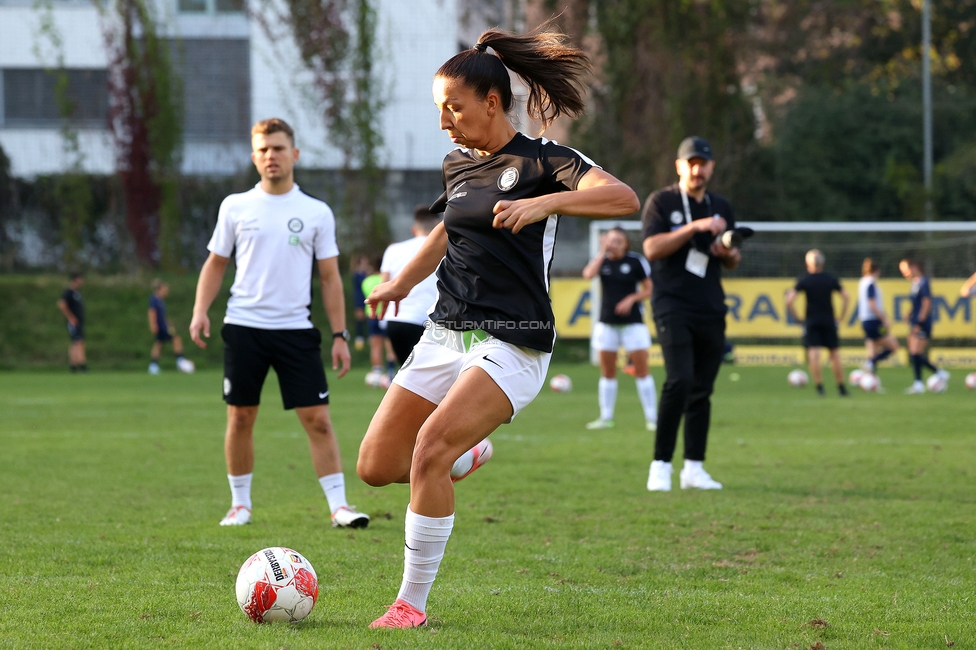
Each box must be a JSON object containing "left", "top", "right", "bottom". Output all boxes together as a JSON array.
[
  {"left": 189, "top": 118, "right": 368, "bottom": 529},
  {"left": 380, "top": 206, "right": 441, "bottom": 364},
  {"left": 582, "top": 227, "right": 656, "bottom": 431},
  {"left": 858, "top": 258, "right": 899, "bottom": 373}
]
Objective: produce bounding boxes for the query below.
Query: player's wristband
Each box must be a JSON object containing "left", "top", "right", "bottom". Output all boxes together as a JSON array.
[{"left": 333, "top": 330, "right": 350, "bottom": 341}]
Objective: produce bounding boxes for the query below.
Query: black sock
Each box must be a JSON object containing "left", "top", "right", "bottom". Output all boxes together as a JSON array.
[
  {"left": 355, "top": 321, "right": 366, "bottom": 338},
  {"left": 921, "top": 354, "right": 938, "bottom": 373},
  {"left": 911, "top": 354, "right": 922, "bottom": 381},
  {"left": 872, "top": 349, "right": 893, "bottom": 366}
]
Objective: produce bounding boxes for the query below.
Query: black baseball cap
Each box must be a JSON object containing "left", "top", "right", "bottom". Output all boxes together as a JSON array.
[{"left": 677, "top": 136, "right": 713, "bottom": 161}]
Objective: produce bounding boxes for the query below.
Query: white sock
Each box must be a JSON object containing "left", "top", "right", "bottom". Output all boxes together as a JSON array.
[
  {"left": 450, "top": 449, "right": 474, "bottom": 479},
  {"left": 598, "top": 377, "right": 618, "bottom": 421},
  {"left": 228, "top": 473, "right": 252, "bottom": 509},
  {"left": 636, "top": 375, "right": 658, "bottom": 422},
  {"left": 318, "top": 472, "right": 348, "bottom": 515},
  {"left": 396, "top": 505, "right": 455, "bottom": 612},
  {"left": 684, "top": 460, "right": 703, "bottom": 472}
]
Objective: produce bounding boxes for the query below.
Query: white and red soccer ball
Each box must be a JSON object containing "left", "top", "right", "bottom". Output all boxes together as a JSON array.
[
  {"left": 787, "top": 369, "right": 808, "bottom": 387},
  {"left": 549, "top": 373, "right": 572, "bottom": 393},
  {"left": 965, "top": 372, "right": 976, "bottom": 390},
  {"left": 859, "top": 373, "right": 881, "bottom": 392},
  {"left": 926, "top": 374, "right": 948, "bottom": 393},
  {"left": 236, "top": 547, "right": 318, "bottom": 623},
  {"left": 848, "top": 369, "right": 865, "bottom": 386}
]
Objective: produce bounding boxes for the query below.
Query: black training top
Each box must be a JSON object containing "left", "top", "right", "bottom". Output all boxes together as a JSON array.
[
  {"left": 794, "top": 272, "right": 842, "bottom": 325},
  {"left": 61, "top": 288, "right": 84, "bottom": 324},
  {"left": 598, "top": 252, "right": 650, "bottom": 325},
  {"left": 640, "top": 185, "right": 735, "bottom": 319},
  {"left": 429, "top": 133, "right": 595, "bottom": 353},
  {"left": 908, "top": 276, "right": 933, "bottom": 326}
]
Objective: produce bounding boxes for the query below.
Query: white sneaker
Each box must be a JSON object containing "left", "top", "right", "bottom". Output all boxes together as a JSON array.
[
  {"left": 586, "top": 418, "right": 615, "bottom": 430},
  {"left": 937, "top": 369, "right": 951, "bottom": 381},
  {"left": 331, "top": 505, "right": 370, "bottom": 529},
  {"left": 680, "top": 466, "right": 723, "bottom": 490},
  {"left": 646, "top": 420, "right": 657, "bottom": 432},
  {"left": 220, "top": 505, "right": 251, "bottom": 526},
  {"left": 904, "top": 381, "right": 925, "bottom": 394},
  {"left": 647, "top": 460, "right": 672, "bottom": 492},
  {"left": 177, "top": 358, "right": 195, "bottom": 374},
  {"left": 148, "top": 362, "right": 160, "bottom": 375}
]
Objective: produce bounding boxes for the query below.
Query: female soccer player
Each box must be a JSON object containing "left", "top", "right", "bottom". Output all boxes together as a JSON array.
[
  {"left": 582, "top": 227, "right": 656, "bottom": 431},
  {"left": 899, "top": 258, "right": 949, "bottom": 393},
  {"left": 858, "top": 258, "right": 899, "bottom": 372},
  {"left": 357, "top": 23, "right": 640, "bottom": 628}
]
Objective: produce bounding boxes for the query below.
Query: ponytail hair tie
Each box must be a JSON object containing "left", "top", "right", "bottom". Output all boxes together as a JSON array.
[{"left": 473, "top": 43, "right": 487, "bottom": 52}]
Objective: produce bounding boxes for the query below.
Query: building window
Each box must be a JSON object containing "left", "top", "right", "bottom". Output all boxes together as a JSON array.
[
  {"left": 177, "top": 0, "right": 243, "bottom": 14},
  {"left": 2, "top": 68, "right": 108, "bottom": 127},
  {"left": 170, "top": 39, "right": 251, "bottom": 141}
]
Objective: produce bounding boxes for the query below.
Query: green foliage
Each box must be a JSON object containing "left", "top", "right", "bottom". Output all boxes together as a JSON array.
[{"left": 0, "top": 366, "right": 974, "bottom": 647}]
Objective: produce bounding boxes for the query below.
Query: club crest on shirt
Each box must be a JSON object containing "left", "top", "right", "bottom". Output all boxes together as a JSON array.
[
  {"left": 497, "top": 167, "right": 519, "bottom": 192},
  {"left": 288, "top": 218, "right": 304, "bottom": 233},
  {"left": 670, "top": 211, "right": 684, "bottom": 225},
  {"left": 620, "top": 263, "right": 631, "bottom": 274}
]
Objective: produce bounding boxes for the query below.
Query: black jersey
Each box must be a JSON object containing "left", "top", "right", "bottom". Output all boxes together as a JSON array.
[
  {"left": 794, "top": 272, "right": 842, "bottom": 325},
  {"left": 598, "top": 252, "right": 650, "bottom": 325},
  {"left": 640, "top": 185, "right": 735, "bottom": 319},
  {"left": 429, "top": 133, "right": 595, "bottom": 353},
  {"left": 61, "top": 288, "right": 84, "bottom": 325}
]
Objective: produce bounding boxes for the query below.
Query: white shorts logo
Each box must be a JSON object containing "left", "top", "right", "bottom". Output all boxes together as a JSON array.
[
  {"left": 497, "top": 167, "right": 519, "bottom": 192},
  {"left": 288, "top": 218, "right": 304, "bottom": 233},
  {"left": 670, "top": 211, "right": 684, "bottom": 225},
  {"left": 223, "top": 377, "right": 232, "bottom": 395}
]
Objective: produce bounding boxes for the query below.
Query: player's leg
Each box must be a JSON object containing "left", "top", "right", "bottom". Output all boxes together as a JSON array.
[
  {"left": 149, "top": 340, "right": 162, "bottom": 374},
  {"left": 588, "top": 323, "right": 619, "bottom": 429},
  {"left": 358, "top": 385, "right": 438, "bottom": 486},
  {"left": 680, "top": 318, "right": 726, "bottom": 490},
  {"left": 828, "top": 348, "right": 847, "bottom": 394},
  {"left": 648, "top": 314, "right": 694, "bottom": 491},
  {"left": 808, "top": 346, "right": 824, "bottom": 394},
  {"left": 625, "top": 324, "right": 657, "bottom": 430},
  {"left": 220, "top": 325, "right": 270, "bottom": 525}
]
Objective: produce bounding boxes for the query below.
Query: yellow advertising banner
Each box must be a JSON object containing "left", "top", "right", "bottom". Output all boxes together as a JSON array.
[{"left": 551, "top": 278, "right": 976, "bottom": 339}]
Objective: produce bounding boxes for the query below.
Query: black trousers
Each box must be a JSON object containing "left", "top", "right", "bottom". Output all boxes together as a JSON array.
[
  {"left": 653, "top": 312, "right": 726, "bottom": 462},
  {"left": 387, "top": 321, "right": 426, "bottom": 365}
]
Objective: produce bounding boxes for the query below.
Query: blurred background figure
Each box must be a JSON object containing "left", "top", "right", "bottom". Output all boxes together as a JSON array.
[
  {"left": 147, "top": 279, "right": 194, "bottom": 375},
  {"left": 899, "top": 258, "right": 949, "bottom": 393},
  {"left": 858, "top": 258, "right": 899, "bottom": 374},
  {"left": 361, "top": 256, "right": 396, "bottom": 386},
  {"left": 350, "top": 254, "right": 372, "bottom": 351},
  {"left": 56, "top": 271, "right": 87, "bottom": 373}
]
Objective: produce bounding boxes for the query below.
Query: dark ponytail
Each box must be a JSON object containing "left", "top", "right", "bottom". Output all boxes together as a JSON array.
[{"left": 435, "top": 19, "right": 590, "bottom": 132}]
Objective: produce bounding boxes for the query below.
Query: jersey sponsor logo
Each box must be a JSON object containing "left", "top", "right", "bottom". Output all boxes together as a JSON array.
[
  {"left": 288, "top": 218, "right": 304, "bottom": 233},
  {"left": 497, "top": 167, "right": 519, "bottom": 192},
  {"left": 620, "top": 263, "right": 631, "bottom": 274},
  {"left": 289, "top": 235, "right": 300, "bottom": 246},
  {"left": 670, "top": 211, "right": 684, "bottom": 225}
]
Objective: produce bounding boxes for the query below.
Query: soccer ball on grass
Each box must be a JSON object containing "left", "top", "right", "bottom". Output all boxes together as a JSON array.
[
  {"left": 859, "top": 373, "right": 881, "bottom": 392},
  {"left": 787, "top": 369, "right": 808, "bottom": 387},
  {"left": 848, "top": 369, "right": 865, "bottom": 386},
  {"left": 965, "top": 372, "right": 976, "bottom": 390},
  {"left": 549, "top": 374, "right": 572, "bottom": 392},
  {"left": 925, "top": 374, "right": 948, "bottom": 393},
  {"left": 236, "top": 547, "right": 318, "bottom": 623}
]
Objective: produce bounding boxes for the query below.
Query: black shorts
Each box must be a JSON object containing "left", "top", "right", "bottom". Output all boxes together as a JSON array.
[
  {"left": 803, "top": 322, "right": 839, "bottom": 350},
  {"left": 155, "top": 329, "right": 173, "bottom": 343},
  {"left": 67, "top": 322, "right": 84, "bottom": 342},
  {"left": 912, "top": 322, "right": 933, "bottom": 339},
  {"left": 221, "top": 324, "right": 329, "bottom": 409},
  {"left": 387, "top": 321, "right": 426, "bottom": 365}
]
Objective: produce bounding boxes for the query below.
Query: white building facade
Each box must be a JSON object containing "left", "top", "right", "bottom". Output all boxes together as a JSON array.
[{"left": 0, "top": 0, "right": 460, "bottom": 178}]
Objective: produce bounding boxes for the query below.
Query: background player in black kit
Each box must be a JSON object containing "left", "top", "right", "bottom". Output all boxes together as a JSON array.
[
  {"left": 785, "top": 249, "right": 850, "bottom": 396},
  {"left": 357, "top": 23, "right": 639, "bottom": 629},
  {"left": 582, "top": 227, "right": 656, "bottom": 430},
  {"left": 56, "top": 271, "right": 87, "bottom": 373},
  {"left": 642, "top": 136, "right": 739, "bottom": 492}
]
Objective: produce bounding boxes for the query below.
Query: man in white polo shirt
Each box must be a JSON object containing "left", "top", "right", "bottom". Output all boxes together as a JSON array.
[
  {"left": 380, "top": 206, "right": 442, "bottom": 364},
  {"left": 189, "top": 118, "right": 368, "bottom": 529}
]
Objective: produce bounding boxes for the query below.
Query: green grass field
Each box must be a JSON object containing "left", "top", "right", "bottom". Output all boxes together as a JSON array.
[{"left": 1, "top": 365, "right": 974, "bottom": 649}]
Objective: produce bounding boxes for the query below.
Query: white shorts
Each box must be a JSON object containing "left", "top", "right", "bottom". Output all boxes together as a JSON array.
[
  {"left": 592, "top": 322, "right": 652, "bottom": 352},
  {"left": 393, "top": 324, "right": 551, "bottom": 421}
]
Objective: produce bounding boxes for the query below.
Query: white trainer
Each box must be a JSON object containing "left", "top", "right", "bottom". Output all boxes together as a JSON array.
[
  {"left": 148, "top": 362, "right": 160, "bottom": 375},
  {"left": 904, "top": 381, "right": 925, "bottom": 395},
  {"left": 219, "top": 505, "right": 251, "bottom": 526},
  {"left": 937, "top": 369, "right": 951, "bottom": 381},
  {"left": 331, "top": 505, "right": 370, "bottom": 529},
  {"left": 177, "top": 358, "right": 195, "bottom": 374},
  {"left": 585, "top": 418, "right": 615, "bottom": 430},
  {"left": 647, "top": 460, "right": 672, "bottom": 492},
  {"left": 646, "top": 420, "right": 657, "bottom": 432},
  {"left": 680, "top": 466, "right": 723, "bottom": 490}
]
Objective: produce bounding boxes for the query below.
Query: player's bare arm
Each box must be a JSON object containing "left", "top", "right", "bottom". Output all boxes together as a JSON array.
[
  {"left": 366, "top": 222, "right": 448, "bottom": 319},
  {"left": 838, "top": 288, "right": 850, "bottom": 325},
  {"left": 784, "top": 288, "right": 800, "bottom": 323},
  {"left": 148, "top": 307, "right": 159, "bottom": 335},
  {"left": 918, "top": 295, "right": 932, "bottom": 324},
  {"left": 56, "top": 299, "right": 78, "bottom": 326},
  {"left": 318, "top": 256, "right": 351, "bottom": 378},
  {"left": 643, "top": 215, "right": 726, "bottom": 261},
  {"left": 868, "top": 297, "right": 888, "bottom": 326},
  {"left": 581, "top": 235, "right": 609, "bottom": 280},
  {"left": 492, "top": 168, "right": 639, "bottom": 234},
  {"left": 960, "top": 271, "right": 976, "bottom": 297},
  {"left": 190, "top": 252, "right": 230, "bottom": 348},
  {"left": 615, "top": 277, "right": 652, "bottom": 316}
]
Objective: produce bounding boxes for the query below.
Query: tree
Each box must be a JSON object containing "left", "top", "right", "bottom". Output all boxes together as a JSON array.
[{"left": 99, "top": 0, "right": 183, "bottom": 268}]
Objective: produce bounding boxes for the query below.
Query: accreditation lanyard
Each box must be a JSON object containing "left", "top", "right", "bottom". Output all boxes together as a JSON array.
[{"left": 679, "top": 187, "right": 712, "bottom": 225}]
